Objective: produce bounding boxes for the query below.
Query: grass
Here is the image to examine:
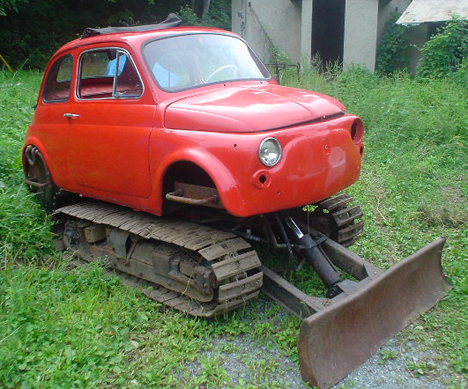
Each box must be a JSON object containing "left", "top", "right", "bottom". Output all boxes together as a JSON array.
[{"left": 1, "top": 68, "right": 467, "bottom": 388}]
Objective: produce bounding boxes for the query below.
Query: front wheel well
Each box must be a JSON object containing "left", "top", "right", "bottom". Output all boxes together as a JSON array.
[{"left": 162, "top": 161, "right": 216, "bottom": 213}]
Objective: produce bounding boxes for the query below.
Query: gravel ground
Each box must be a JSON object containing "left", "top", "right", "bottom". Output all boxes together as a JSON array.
[
  {"left": 190, "top": 299, "right": 456, "bottom": 388},
  {"left": 194, "top": 336, "right": 451, "bottom": 388},
  {"left": 337, "top": 338, "right": 451, "bottom": 389}
]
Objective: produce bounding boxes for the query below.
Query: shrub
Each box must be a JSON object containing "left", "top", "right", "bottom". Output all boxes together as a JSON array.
[
  {"left": 376, "top": 13, "right": 409, "bottom": 75},
  {"left": 418, "top": 18, "right": 468, "bottom": 79}
]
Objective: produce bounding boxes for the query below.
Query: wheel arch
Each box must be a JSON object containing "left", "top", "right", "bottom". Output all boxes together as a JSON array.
[
  {"left": 22, "top": 138, "right": 56, "bottom": 182},
  {"left": 156, "top": 149, "right": 242, "bottom": 215}
]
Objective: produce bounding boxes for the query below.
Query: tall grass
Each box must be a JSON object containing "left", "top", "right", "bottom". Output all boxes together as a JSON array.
[{"left": 0, "top": 71, "right": 53, "bottom": 262}]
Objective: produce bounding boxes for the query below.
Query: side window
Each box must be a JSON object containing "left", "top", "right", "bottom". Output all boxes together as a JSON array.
[
  {"left": 78, "top": 49, "right": 143, "bottom": 100},
  {"left": 43, "top": 54, "right": 73, "bottom": 103}
]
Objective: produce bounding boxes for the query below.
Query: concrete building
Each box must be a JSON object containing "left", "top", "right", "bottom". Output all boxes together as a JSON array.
[{"left": 232, "top": 0, "right": 468, "bottom": 73}]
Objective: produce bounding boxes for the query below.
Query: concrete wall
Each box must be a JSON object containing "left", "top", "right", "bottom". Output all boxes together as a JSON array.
[
  {"left": 301, "top": 0, "right": 313, "bottom": 64},
  {"left": 232, "top": 0, "right": 302, "bottom": 64},
  {"left": 233, "top": 0, "right": 381, "bottom": 71},
  {"left": 343, "top": 0, "right": 379, "bottom": 71},
  {"left": 232, "top": 0, "right": 428, "bottom": 73}
]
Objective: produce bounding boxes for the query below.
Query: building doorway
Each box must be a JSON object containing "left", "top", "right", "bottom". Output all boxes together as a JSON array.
[{"left": 312, "top": 0, "right": 346, "bottom": 65}]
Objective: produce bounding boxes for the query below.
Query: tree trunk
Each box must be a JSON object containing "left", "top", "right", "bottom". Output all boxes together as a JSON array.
[{"left": 201, "top": 0, "right": 210, "bottom": 18}]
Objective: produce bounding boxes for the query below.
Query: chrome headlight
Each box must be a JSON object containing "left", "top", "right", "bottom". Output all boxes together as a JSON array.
[{"left": 258, "top": 137, "right": 282, "bottom": 167}]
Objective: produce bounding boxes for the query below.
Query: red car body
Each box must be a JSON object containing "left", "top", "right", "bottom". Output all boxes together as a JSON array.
[{"left": 24, "top": 26, "right": 364, "bottom": 217}]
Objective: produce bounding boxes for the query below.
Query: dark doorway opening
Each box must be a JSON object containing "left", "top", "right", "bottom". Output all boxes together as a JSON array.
[{"left": 312, "top": 0, "right": 345, "bottom": 65}]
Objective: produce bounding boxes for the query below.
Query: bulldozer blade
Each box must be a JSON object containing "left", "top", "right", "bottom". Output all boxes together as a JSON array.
[{"left": 298, "top": 237, "right": 451, "bottom": 389}]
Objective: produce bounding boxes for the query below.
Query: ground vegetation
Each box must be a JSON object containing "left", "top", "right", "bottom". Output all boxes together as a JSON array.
[{"left": 0, "top": 63, "right": 467, "bottom": 387}]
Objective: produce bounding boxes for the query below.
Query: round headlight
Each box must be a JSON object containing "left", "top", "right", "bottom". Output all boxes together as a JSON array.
[{"left": 259, "top": 137, "right": 282, "bottom": 167}]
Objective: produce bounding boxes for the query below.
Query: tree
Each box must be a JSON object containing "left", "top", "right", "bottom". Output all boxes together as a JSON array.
[
  {"left": 189, "top": 0, "right": 211, "bottom": 18},
  {"left": 0, "top": 0, "right": 29, "bottom": 16},
  {"left": 0, "top": 0, "right": 230, "bottom": 69},
  {"left": 201, "top": 0, "right": 210, "bottom": 18}
]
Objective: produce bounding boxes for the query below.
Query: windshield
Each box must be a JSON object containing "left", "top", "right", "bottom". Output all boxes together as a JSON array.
[{"left": 143, "top": 34, "right": 270, "bottom": 91}]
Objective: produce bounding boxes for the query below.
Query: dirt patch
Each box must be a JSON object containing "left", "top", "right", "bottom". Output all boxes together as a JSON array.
[{"left": 417, "top": 186, "right": 468, "bottom": 227}]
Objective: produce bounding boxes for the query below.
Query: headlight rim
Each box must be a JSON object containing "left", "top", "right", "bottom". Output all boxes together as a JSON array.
[{"left": 258, "top": 137, "right": 282, "bottom": 167}]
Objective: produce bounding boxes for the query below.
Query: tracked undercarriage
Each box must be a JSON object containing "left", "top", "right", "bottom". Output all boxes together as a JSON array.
[
  {"left": 52, "top": 193, "right": 364, "bottom": 318},
  {"left": 54, "top": 202, "right": 263, "bottom": 317}
]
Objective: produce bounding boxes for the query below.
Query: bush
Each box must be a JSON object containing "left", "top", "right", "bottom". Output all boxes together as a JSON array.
[
  {"left": 376, "top": 13, "right": 409, "bottom": 75},
  {"left": 418, "top": 18, "right": 468, "bottom": 79}
]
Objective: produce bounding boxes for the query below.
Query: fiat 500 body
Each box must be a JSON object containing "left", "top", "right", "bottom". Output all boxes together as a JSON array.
[{"left": 23, "top": 26, "right": 364, "bottom": 217}]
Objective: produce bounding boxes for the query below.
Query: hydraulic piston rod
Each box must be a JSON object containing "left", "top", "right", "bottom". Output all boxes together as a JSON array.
[{"left": 285, "top": 217, "right": 342, "bottom": 297}]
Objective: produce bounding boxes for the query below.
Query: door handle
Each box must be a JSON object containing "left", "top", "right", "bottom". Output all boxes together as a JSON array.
[{"left": 63, "top": 113, "right": 80, "bottom": 119}]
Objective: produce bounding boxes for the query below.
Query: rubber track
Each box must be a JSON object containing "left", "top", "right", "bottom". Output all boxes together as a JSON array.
[
  {"left": 54, "top": 201, "right": 263, "bottom": 318},
  {"left": 315, "top": 193, "right": 364, "bottom": 247}
]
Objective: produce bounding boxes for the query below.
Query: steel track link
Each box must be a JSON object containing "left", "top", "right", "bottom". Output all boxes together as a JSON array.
[
  {"left": 53, "top": 201, "right": 263, "bottom": 317},
  {"left": 315, "top": 193, "right": 364, "bottom": 247}
]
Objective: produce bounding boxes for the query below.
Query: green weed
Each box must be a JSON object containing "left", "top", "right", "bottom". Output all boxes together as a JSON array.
[
  {"left": 378, "top": 349, "right": 399, "bottom": 364},
  {"left": 406, "top": 360, "right": 437, "bottom": 377}
]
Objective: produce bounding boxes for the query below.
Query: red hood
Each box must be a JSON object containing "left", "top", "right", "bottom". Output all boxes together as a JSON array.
[{"left": 164, "top": 84, "right": 345, "bottom": 133}]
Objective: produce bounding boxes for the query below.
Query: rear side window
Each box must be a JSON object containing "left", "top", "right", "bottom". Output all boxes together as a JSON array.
[
  {"left": 78, "top": 48, "right": 143, "bottom": 100},
  {"left": 43, "top": 54, "right": 73, "bottom": 103}
]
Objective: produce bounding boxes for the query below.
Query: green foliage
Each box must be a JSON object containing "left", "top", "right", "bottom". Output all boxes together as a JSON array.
[
  {"left": 0, "top": 71, "right": 53, "bottom": 261},
  {"left": 418, "top": 18, "right": 468, "bottom": 79},
  {"left": 454, "top": 59, "right": 468, "bottom": 88},
  {"left": 0, "top": 0, "right": 171, "bottom": 69},
  {"left": 178, "top": 5, "right": 202, "bottom": 26},
  {"left": 178, "top": 0, "right": 231, "bottom": 30},
  {"left": 376, "top": 13, "right": 409, "bottom": 75},
  {"left": 0, "top": 263, "right": 160, "bottom": 387},
  {"left": 268, "top": 41, "right": 290, "bottom": 65},
  {"left": 378, "top": 349, "right": 398, "bottom": 363},
  {"left": 0, "top": 184, "right": 54, "bottom": 261},
  {"left": 0, "top": 71, "right": 39, "bottom": 179},
  {"left": 0, "top": 0, "right": 28, "bottom": 15},
  {"left": 406, "top": 360, "right": 437, "bottom": 377},
  {"left": 0, "top": 0, "right": 230, "bottom": 69}
]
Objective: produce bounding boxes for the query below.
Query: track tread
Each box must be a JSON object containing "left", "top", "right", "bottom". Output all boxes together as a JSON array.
[
  {"left": 182, "top": 231, "right": 237, "bottom": 251},
  {"left": 315, "top": 194, "right": 364, "bottom": 247},
  {"left": 198, "top": 237, "right": 251, "bottom": 261},
  {"left": 211, "top": 251, "right": 262, "bottom": 281},
  {"left": 54, "top": 201, "right": 263, "bottom": 317}
]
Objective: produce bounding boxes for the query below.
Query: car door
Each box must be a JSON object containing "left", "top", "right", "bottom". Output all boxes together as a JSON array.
[
  {"left": 31, "top": 53, "right": 75, "bottom": 188},
  {"left": 66, "top": 47, "right": 155, "bottom": 198}
]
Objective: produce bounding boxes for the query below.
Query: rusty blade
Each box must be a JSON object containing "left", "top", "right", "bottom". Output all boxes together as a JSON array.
[{"left": 298, "top": 238, "right": 451, "bottom": 389}]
